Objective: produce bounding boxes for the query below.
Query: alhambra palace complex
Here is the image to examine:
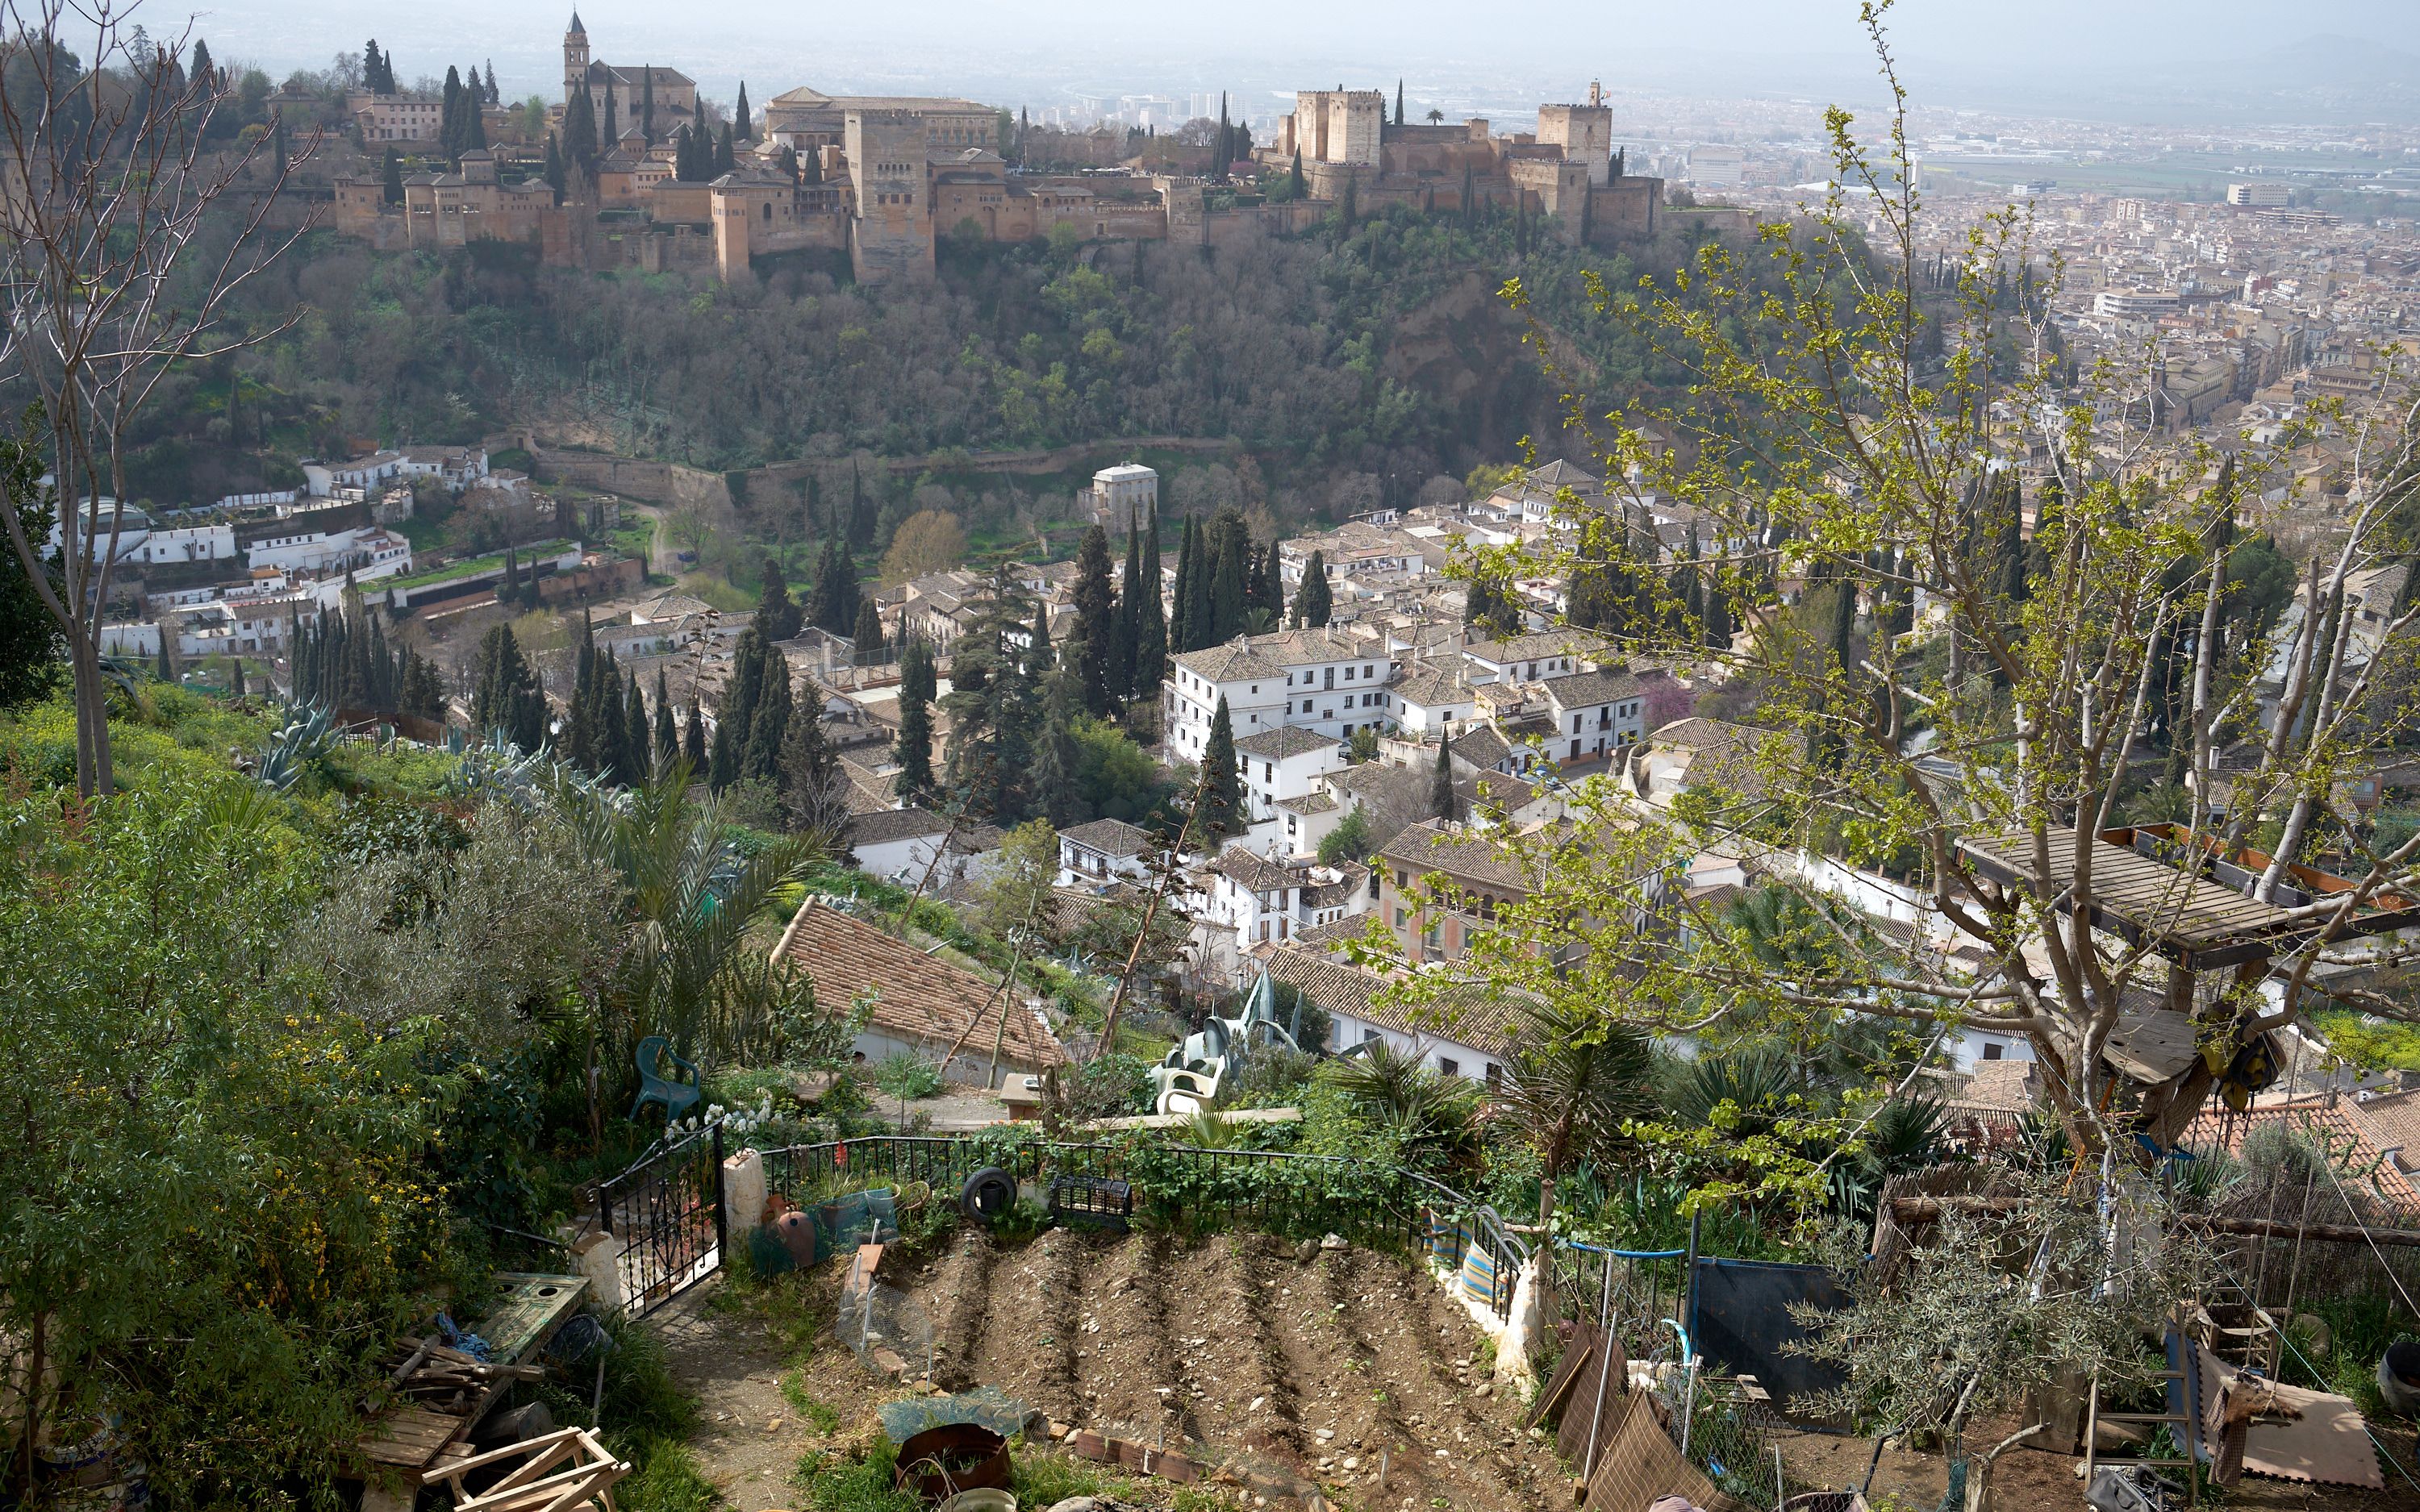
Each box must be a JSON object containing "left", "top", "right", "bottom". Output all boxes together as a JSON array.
[{"left": 332, "top": 15, "right": 1666, "bottom": 282}]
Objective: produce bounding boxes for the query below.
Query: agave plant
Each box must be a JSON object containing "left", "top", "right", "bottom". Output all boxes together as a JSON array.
[{"left": 253, "top": 702, "right": 337, "bottom": 792}]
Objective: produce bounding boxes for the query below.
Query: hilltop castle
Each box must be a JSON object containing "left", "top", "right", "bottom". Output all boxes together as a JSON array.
[{"left": 331, "top": 21, "right": 1665, "bottom": 284}]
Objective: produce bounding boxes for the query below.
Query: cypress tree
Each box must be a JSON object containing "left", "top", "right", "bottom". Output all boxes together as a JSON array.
[
  {"left": 745, "top": 652, "right": 790, "bottom": 784},
  {"left": 1255, "top": 542, "right": 1285, "bottom": 620},
  {"left": 622, "top": 672, "right": 649, "bottom": 785},
  {"left": 893, "top": 635, "right": 936, "bottom": 800},
  {"left": 1169, "top": 512, "right": 1197, "bottom": 652},
  {"left": 544, "top": 134, "right": 565, "bottom": 202},
  {"left": 1432, "top": 736, "right": 1462, "bottom": 823},
  {"left": 1395, "top": 78, "right": 1404, "bottom": 126},
  {"left": 822, "top": 544, "right": 860, "bottom": 635},
  {"left": 707, "top": 707, "right": 739, "bottom": 790},
  {"left": 382, "top": 146, "right": 403, "bottom": 204},
  {"left": 1289, "top": 149, "right": 1307, "bottom": 200},
  {"left": 357, "top": 40, "right": 377, "bottom": 94},
  {"left": 153, "top": 635, "right": 173, "bottom": 682},
  {"left": 1135, "top": 506, "right": 1166, "bottom": 694},
  {"left": 683, "top": 700, "right": 707, "bottom": 768},
  {"left": 654, "top": 668, "right": 678, "bottom": 764},
  {"left": 779, "top": 697, "right": 846, "bottom": 836},
  {"left": 1291, "top": 551, "right": 1333, "bottom": 628},
  {"left": 1200, "top": 696, "right": 1242, "bottom": 841},
  {"left": 229, "top": 656, "right": 246, "bottom": 698},
  {"left": 1187, "top": 514, "right": 1219, "bottom": 650},
  {"left": 567, "top": 611, "right": 598, "bottom": 768},
  {"left": 757, "top": 555, "right": 803, "bottom": 641},
  {"left": 440, "top": 65, "right": 462, "bottom": 157},
  {"left": 1073, "top": 523, "right": 1116, "bottom": 714},
  {"left": 724, "top": 625, "right": 767, "bottom": 753},
  {"left": 716, "top": 122, "right": 736, "bottom": 176},
  {"left": 735, "top": 81, "right": 752, "bottom": 140},
  {"left": 853, "top": 597, "right": 884, "bottom": 659},
  {"left": 640, "top": 67, "right": 654, "bottom": 144},
  {"left": 1032, "top": 665, "right": 1086, "bottom": 828},
  {"left": 1208, "top": 510, "right": 1247, "bottom": 643},
  {"left": 483, "top": 61, "right": 499, "bottom": 105},
  {"left": 1024, "top": 595, "right": 1054, "bottom": 681},
  {"left": 601, "top": 76, "right": 617, "bottom": 150},
  {"left": 1110, "top": 510, "right": 1141, "bottom": 702}
]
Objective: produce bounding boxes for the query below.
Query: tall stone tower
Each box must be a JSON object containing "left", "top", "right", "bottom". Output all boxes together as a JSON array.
[{"left": 563, "top": 12, "right": 590, "bottom": 103}]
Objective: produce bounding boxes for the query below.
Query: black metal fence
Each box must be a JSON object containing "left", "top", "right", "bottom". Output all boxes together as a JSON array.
[
  {"left": 745, "top": 1133, "right": 1532, "bottom": 1318},
  {"left": 594, "top": 1121, "right": 724, "bottom": 1319},
  {"left": 1553, "top": 1241, "right": 1690, "bottom": 1364}
]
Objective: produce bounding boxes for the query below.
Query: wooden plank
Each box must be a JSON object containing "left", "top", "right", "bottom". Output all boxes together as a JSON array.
[
  {"left": 358, "top": 1406, "right": 467, "bottom": 1468},
  {"left": 481, "top": 1273, "right": 589, "bottom": 1364}
]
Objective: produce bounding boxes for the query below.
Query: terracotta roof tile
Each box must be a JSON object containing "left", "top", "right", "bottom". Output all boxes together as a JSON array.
[{"left": 771, "top": 898, "right": 1066, "bottom": 1070}]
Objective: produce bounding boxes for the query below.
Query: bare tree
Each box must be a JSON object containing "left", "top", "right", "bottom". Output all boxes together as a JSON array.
[{"left": 0, "top": 0, "right": 317, "bottom": 795}]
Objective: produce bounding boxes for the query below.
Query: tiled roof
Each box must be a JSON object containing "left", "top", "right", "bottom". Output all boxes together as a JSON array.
[
  {"left": 1236, "top": 725, "right": 1337, "bottom": 760},
  {"left": 850, "top": 806, "right": 950, "bottom": 844},
  {"left": 1276, "top": 791, "right": 1339, "bottom": 815},
  {"left": 1260, "top": 944, "right": 1521, "bottom": 1057},
  {"left": 1172, "top": 639, "right": 1283, "bottom": 682},
  {"left": 1061, "top": 817, "right": 1150, "bottom": 856},
  {"left": 2180, "top": 1096, "right": 2420, "bottom": 1209},
  {"left": 1375, "top": 818, "right": 1529, "bottom": 891},
  {"left": 1546, "top": 668, "right": 1643, "bottom": 710},
  {"left": 1464, "top": 630, "right": 1611, "bottom": 665},
  {"left": 771, "top": 898, "right": 1066, "bottom": 1069},
  {"left": 1210, "top": 848, "right": 1299, "bottom": 891},
  {"left": 1395, "top": 661, "right": 1472, "bottom": 706},
  {"left": 1956, "top": 1059, "right": 2042, "bottom": 1112},
  {"left": 2351, "top": 1087, "right": 2420, "bottom": 1172}
]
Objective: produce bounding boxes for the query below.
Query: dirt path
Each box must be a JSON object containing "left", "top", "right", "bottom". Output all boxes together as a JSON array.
[{"left": 649, "top": 1277, "right": 825, "bottom": 1509}]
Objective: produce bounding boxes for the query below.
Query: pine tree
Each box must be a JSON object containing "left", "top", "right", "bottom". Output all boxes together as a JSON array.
[
  {"left": 1432, "top": 736, "right": 1462, "bottom": 823},
  {"left": 757, "top": 555, "right": 803, "bottom": 641},
  {"left": 1135, "top": 506, "right": 1166, "bottom": 694},
  {"left": 1291, "top": 551, "right": 1333, "bottom": 628},
  {"left": 359, "top": 40, "right": 381, "bottom": 94},
  {"left": 1073, "top": 523, "right": 1116, "bottom": 714},
  {"left": 893, "top": 635, "right": 936, "bottom": 800},
  {"left": 734, "top": 81, "right": 752, "bottom": 140},
  {"left": 1199, "top": 696, "right": 1242, "bottom": 841},
  {"left": 853, "top": 597, "right": 884, "bottom": 659},
  {"left": 382, "top": 146, "right": 403, "bottom": 204},
  {"left": 653, "top": 669, "right": 678, "bottom": 764},
  {"left": 943, "top": 571, "right": 1040, "bottom": 821},
  {"left": 683, "top": 700, "right": 707, "bottom": 768}
]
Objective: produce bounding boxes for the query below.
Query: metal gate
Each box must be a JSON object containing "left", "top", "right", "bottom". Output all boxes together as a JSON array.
[{"left": 595, "top": 1122, "right": 724, "bottom": 1318}]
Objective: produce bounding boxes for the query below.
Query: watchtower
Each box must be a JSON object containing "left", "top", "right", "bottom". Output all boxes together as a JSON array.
[{"left": 563, "top": 11, "right": 590, "bottom": 102}]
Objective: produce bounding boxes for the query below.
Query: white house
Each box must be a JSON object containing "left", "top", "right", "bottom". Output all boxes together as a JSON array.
[
  {"left": 1165, "top": 627, "right": 1396, "bottom": 762},
  {"left": 302, "top": 451, "right": 407, "bottom": 498},
  {"left": 397, "top": 445, "right": 490, "bottom": 492},
  {"left": 849, "top": 806, "right": 1007, "bottom": 886},
  {"left": 1233, "top": 723, "right": 1346, "bottom": 823},
  {"left": 1262, "top": 944, "right": 1513, "bottom": 1085},
  {"left": 1058, "top": 817, "right": 1154, "bottom": 888},
  {"left": 1542, "top": 668, "right": 1648, "bottom": 765},
  {"left": 1461, "top": 630, "right": 1602, "bottom": 687},
  {"left": 1391, "top": 660, "right": 1477, "bottom": 738},
  {"left": 1194, "top": 850, "right": 1372, "bottom": 981}
]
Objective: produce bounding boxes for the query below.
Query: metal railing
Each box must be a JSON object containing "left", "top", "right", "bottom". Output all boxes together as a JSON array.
[
  {"left": 594, "top": 1120, "right": 724, "bottom": 1318},
  {"left": 746, "top": 1133, "right": 1531, "bottom": 1318}
]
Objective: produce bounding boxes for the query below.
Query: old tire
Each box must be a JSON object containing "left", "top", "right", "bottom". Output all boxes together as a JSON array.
[{"left": 959, "top": 1166, "right": 1018, "bottom": 1223}]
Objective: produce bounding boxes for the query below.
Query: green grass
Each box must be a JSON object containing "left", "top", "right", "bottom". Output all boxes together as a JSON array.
[
  {"left": 1010, "top": 1447, "right": 1108, "bottom": 1504},
  {"left": 795, "top": 1440, "right": 920, "bottom": 1512},
  {"left": 385, "top": 538, "right": 575, "bottom": 590},
  {"left": 615, "top": 1437, "right": 719, "bottom": 1512},
  {"left": 780, "top": 1368, "right": 842, "bottom": 1434}
]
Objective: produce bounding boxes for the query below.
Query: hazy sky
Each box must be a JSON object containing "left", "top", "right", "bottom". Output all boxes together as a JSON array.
[{"left": 171, "top": 0, "right": 2420, "bottom": 115}]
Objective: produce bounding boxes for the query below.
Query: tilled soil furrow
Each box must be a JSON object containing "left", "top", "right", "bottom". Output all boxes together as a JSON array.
[
  {"left": 1314, "top": 1243, "right": 1449, "bottom": 1507},
  {"left": 1340, "top": 1247, "right": 1539, "bottom": 1506},
  {"left": 1066, "top": 1227, "right": 1187, "bottom": 1443},
  {"left": 921, "top": 1227, "right": 995, "bottom": 1389},
  {"left": 1224, "top": 1235, "right": 1308, "bottom": 1455},
  {"left": 966, "top": 1223, "right": 1082, "bottom": 1410}
]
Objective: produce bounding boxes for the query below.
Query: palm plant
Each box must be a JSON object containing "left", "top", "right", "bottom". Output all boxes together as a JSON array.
[
  {"left": 1492, "top": 1001, "right": 1655, "bottom": 1244},
  {"left": 550, "top": 764, "right": 824, "bottom": 1077},
  {"left": 1318, "top": 1039, "right": 1481, "bottom": 1168}
]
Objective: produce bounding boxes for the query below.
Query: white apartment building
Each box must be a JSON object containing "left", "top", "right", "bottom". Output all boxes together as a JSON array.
[
  {"left": 248, "top": 524, "right": 412, "bottom": 580},
  {"left": 1542, "top": 668, "right": 1650, "bottom": 764},
  {"left": 1164, "top": 627, "right": 1396, "bottom": 761},
  {"left": 1090, "top": 462, "right": 1158, "bottom": 527}
]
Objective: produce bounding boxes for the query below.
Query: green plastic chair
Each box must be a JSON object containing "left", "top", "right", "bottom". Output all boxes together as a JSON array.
[{"left": 628, "top": 1035, "right": 703, "bottom": 1123}]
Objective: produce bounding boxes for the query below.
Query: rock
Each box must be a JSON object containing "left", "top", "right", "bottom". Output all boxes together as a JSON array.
[
  {"left": 1342, "top": 1456, "right": 1360, "bottom": 1470},
  {"left": 1048, "top": 1420, "right": 1072, "bottom": 1439},
  {"left": 1296, "top": 1239, "right": 1321, "bottom": 1264},
  {"left": 1250, "top": 1395, "right": 1266, "bottom": 1412},
  {"left": 1321, "top": 1233, "right": 1349, "bottom": 1249},
  {"left": 1315, "top": 1428, "right": 1335, "bottom": 1442},
  {"left": 1045, "top": 1501, "right": 1108, "bottom": 1512},
  {"left": 1475, "top": 1384, "right": 1492, "bottom": 1397}
]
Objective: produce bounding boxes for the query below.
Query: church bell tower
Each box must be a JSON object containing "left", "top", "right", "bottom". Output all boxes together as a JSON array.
[{"left": 563, "top": 11, "right": 590, "bottom": 103}]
